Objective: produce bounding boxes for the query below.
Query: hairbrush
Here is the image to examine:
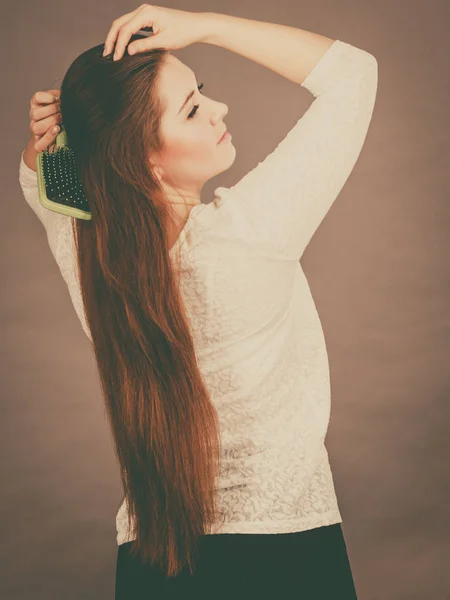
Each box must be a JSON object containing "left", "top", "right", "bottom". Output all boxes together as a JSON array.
[{"left": 36, "top": 125, "right": 92, "bottom": 220}]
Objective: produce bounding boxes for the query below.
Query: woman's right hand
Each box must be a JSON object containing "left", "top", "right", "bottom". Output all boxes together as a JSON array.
[
  {"left": 103, "top": 4, "right": 209, "bottom": 61},
  {"left": 29, "top": 89, "right": 63, "bottom": 153}
]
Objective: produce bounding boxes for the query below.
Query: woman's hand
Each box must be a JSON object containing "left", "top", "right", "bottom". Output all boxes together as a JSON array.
[
  {"left": 29, "top": 89, "right": 62, "bottom": 153},
  {"left": 103, "top": 4, "right": 209, "bottom": 61}
]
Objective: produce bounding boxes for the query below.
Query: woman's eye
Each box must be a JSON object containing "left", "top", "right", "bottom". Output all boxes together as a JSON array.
[{"left": 187, "top": 82, "right": 204, "bottom": 119}]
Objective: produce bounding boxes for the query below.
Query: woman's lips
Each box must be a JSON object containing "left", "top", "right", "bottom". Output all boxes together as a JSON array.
[{"left": 218, "top": 130, "right": 231, "bottom": 144}]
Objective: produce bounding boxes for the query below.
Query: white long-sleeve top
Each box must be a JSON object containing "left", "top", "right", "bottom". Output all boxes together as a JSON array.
[{"left": 18, "top": 39, "right": 378, "bottom": 544}]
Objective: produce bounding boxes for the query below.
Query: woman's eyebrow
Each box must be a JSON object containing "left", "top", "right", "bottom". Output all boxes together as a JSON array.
[{"left": 178, "top": 88, "right": 197, "bottom": 115}]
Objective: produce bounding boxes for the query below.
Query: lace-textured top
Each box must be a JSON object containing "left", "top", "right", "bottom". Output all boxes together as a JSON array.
[{"left": 18, "top": 39, "right": 378, "bottom": 544}]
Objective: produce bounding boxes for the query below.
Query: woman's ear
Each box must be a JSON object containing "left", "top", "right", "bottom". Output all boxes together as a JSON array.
[{"left": 148, "top": 155, "right": 164, "bottom": 184}]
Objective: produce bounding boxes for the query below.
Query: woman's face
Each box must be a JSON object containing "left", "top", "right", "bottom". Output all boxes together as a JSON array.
[{"left": 150, "top": 54, "right": 236, "bottom": 203}]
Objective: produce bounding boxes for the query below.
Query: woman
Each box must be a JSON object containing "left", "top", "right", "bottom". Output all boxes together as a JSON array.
[{"left": 20, "top": 5, "right": 378, "bottom": 598}]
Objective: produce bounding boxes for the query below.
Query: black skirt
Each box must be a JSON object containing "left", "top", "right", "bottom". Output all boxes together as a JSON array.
[{"left": 115, "top": 522, "right": 358, "bottom": 599}]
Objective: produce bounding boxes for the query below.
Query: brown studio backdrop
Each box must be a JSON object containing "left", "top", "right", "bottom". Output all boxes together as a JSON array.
[{"left": 3, "top": 1, "right": 450, "bottom": 599}]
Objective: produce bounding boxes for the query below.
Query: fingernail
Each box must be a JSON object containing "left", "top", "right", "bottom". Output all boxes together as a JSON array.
[
  {"left": 53, "top": 126, "right": 60, "bottom": 134},
  {"left": 113, "top": 53, "right": 118, "bottom": 61}
]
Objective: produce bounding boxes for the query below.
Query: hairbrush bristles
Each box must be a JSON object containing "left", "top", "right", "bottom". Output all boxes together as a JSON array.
[{"left": 36, "top": 128, "right": 92, "bottom": 220}]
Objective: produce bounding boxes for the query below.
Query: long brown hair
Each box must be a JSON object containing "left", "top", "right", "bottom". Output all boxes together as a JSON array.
[{"left": 58, "top": 35, "right": 224, "bottom": 577}]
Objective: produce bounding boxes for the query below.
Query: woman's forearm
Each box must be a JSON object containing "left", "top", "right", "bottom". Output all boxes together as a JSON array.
[
  {"left": 199, "top": 12, "right": 335, "bottom": 86},
  {"left": 22, "top": 136, "right": 38, "bottom": 172}
]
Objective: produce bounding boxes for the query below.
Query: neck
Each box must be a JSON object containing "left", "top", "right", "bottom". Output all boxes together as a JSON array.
[{"left": 166, "top": 194, "right": 201, "bottom": 206}]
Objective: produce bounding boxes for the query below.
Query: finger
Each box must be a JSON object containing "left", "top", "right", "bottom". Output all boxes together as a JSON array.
[
  {"left": 30, "top": 100, "right": 61, "bottom": 125},
  {"left": 112, "top": 6, "right": 153, "bottom": 60},
  {"left": 31, "top": 90, "right": 60, "bottom": 107},
  {"left": 30, "top": 111, "right": 62, "bottom": 138},
  {"left": 103, "top": 5, "right": 145, "bottom": 57},
  {"left": 47, "top": 88, "right": 61, "bottom": 100},
  {"left": 33, "top": 125, "right": 61, "bottom": 153}
]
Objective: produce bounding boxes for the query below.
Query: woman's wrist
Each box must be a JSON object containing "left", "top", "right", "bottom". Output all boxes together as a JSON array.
[
  {"left": 22, "top": 136, "right": 38, "bottom": 172},
  {"left": 198, "top": 12, "right": 335, "bottom": 86},
  {"left": 197, "top": 12, "right": 232, "bottom": 46}
]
